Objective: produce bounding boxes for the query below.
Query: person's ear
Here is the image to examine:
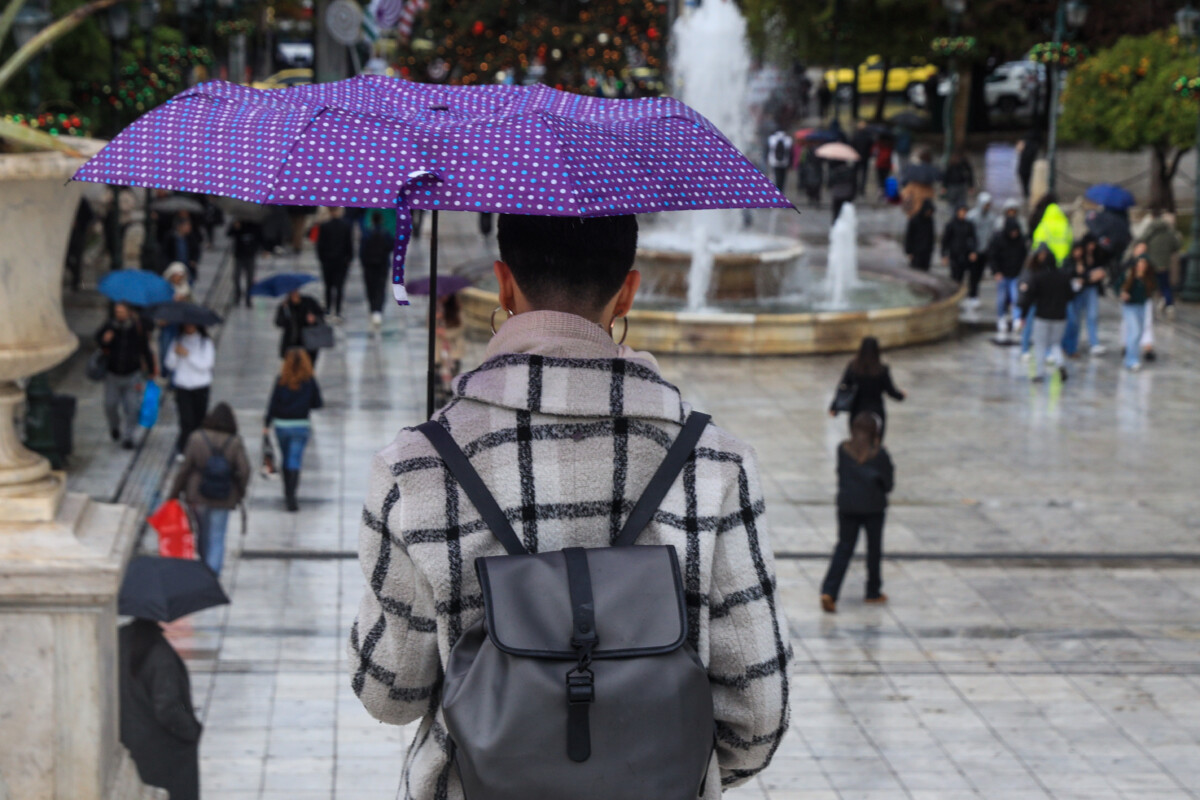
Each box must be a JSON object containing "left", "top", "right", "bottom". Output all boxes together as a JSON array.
[
  {"left": 494, "top": 260, "right": 517, "bottom": 313},
  {"left": 610, "top": 269, "right": 642, "bottom": 319}
]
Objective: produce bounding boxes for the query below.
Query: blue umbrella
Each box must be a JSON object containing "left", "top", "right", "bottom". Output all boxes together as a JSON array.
[
  {"left": 249, "top": 272, "right": 317, "bottom": 297},
  {"left": 1085, "top": 183, "right": 1135, "bottom": 210},
  {"left": 98, "top": 270, "right": 175, "bottom": 307}
]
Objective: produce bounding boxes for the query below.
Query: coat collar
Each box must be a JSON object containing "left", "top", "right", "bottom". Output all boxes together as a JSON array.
[{"left": 452, "top": 311, "right": 686, "bottom": 423}]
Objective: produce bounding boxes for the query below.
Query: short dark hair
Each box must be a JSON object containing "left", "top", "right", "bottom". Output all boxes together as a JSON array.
[{"left": 497, "top": 214, "right": 638, "bottom": 314}]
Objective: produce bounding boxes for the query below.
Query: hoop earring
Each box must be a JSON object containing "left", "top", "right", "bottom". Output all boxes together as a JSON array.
[
  {"left": 490, "top": 306, "right": 513, "bottom": 335},
  {"left": 609, "top": 315, "right": 629, "bottom": 346}
]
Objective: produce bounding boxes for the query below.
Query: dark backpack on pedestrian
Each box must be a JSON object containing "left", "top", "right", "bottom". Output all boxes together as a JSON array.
[
  {"left": 418, "top": 413, "right": 716, "bottom": 800},
  {"left": 198, "top": 432, "right": 235, "bottom": 501},
  {"left": 772, "top": 137, "right": 789, "bottom": 164}
]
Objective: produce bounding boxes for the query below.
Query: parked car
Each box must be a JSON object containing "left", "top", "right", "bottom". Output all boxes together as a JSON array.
[
  {"left": 984, "top": 60, "right": 1046, "bottom": 115},
  {"left": 252, "top": 69, "right": 313, "bottom": 90},
  {"left": 824, "top": 55, "right": 939, "bottom": 100}
]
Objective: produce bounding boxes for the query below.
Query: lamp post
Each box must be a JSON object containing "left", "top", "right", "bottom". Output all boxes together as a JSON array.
[
  {"left": 1046, "top": 0, "right": 1088, "bottom": 192},
  {"left": 138, "top": 0, "right": 161, "bottom": 272},
  {"left": 1178, "top": 2, "right": 1200, "bottom": 302},
  {"left": 942, "top": 0, "right": 966, "bottom": 166},
  {"left": 12, "top": 2, "right": 52, "bottom": 112}
]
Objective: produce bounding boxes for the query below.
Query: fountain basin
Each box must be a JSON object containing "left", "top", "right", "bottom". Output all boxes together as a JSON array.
[
  {"left": 459, "top": 264, "right": 964, "bottom": 356},
  {"left": 635, "top": 235, "right": 805, "bottom": 303}
]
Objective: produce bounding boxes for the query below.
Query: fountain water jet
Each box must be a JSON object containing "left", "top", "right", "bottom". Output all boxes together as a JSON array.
[{"left": 824, "top": 204, "right": 861, "bottom": 309}]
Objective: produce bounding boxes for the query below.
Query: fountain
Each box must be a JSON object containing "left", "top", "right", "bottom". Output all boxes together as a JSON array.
[{"left": 459, "top": 3, "right": 964, "bottom": 354}]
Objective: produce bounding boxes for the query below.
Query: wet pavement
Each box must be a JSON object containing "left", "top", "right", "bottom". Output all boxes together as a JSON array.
[{"left": 58, "top": 207, "right": 1200, "bottom": 800}]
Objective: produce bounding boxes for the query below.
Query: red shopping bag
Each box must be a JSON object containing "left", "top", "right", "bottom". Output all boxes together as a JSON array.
[{"left": 147, "top": 499, "right": 196, "bottom": 559}]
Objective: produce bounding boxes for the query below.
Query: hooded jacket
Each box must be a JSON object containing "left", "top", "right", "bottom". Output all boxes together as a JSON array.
[
  {"left": 989, "top": 218, "right": 1028, "bottom": 279},
  {"left": 941, "top": 213, "right": 978, "bottom": 262},
  {"left": 1019, "top": 246, "right": 1076, "bottom": 320},
  {"left": 905, "top": 200, "right": 936, "bottom": 258},
  {"left": 967, "top": 192, "right": 998, "bottom": 251},
  {"left": 1032, "top": 203, "right": 1073, "bottom": 264},
  {"left": 1140, "top": 217, "right": 1182, "bottom": 273}
]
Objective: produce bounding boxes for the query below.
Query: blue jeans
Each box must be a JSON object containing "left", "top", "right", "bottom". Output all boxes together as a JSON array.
[
  {"left": 1122, "top": 304, "right": 1145, "bottom": 368},
  {"left": 1157, "top": 271, "right": 1174, "bottom": 307},
  {"left": 996, "top": 277, "right": 1022, "bottom": 321},
  {"left": 275, "top": 423, "right": 311, "bottom": 471},
  {"left": 1062, "top": 286, "right": 1099, "bottom": 355},
  {"left": 1020, "top": 305, "right": 1036, "bottom": 354},
  {"left": 194, "top": 506, "right": 230, "bottom": 576}
]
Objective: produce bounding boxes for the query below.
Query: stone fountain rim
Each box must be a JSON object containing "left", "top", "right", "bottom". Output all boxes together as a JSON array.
[{"left": 0, "top": 138, "right": 105, "bottom": 182}]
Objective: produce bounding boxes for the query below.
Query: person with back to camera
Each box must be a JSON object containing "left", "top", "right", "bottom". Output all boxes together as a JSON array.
[
  {"left": 820, "top": 412, "right": 894, "bottom": 613},
  {"left": 829, "top": 336, "right": 906, "bottom": 439},
  {"left": 350, "top": 214, "right": 791, "bottom": 800},
  {"left": 905, "top": 199, "right": 936, "bottom": 271},
  {"left": 264, "top": 348, "right": 323, "bottom": 512}
]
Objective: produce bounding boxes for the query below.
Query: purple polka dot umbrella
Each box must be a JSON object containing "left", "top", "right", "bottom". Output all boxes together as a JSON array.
[{"left": 73, "top": 76, "right": 793, "bottom": 416}]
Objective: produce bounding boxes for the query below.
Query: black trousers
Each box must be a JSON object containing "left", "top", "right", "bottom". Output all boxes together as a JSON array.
[
  {"left": 821, "top": 511, "right": 885, "bottom": 601},
  {"left": 951, "top": 257, "right": 985, "bottom": 298},
  {"left": 363, "top": 263, "right": 389, "bottom": 314},
  {"left": 233, "top": 255, "right": 256, "bottom": 303},
  {"left": 910, "top": 248, "right": 933, "bottom": 272},
  {"left": 174, "top": 385, "right": 210, "bottom": 454},
  {"left": 320, "top": 259, "right": 350, "bottom": 316},
  {"left": 772, "top": 167, "right": 788, "bottom": 192}
]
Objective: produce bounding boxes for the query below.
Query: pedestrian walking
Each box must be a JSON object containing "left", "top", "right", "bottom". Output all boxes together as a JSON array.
[
  {"left": 799, "top": 147, "right": 824, "bottom": 207},
  {"left": 1140, "top": 207, "right": 1181, "bottom": 316},
  {"left": 766, "top": 129, "right": 792, "bottom": 193},
  {"left": 167, "top": 403, "right": 250, "bottom": 576},
  {"left": 274, "top": 289, "right": 325, "bottom": 365},
  {"left": 1022, "top": 194, "right": 1073, "bottom": 358},
  {"left": 943, "top": 150, "right": 975, "bottom": 210},
  {"left": 158, "top": 262, "right": 192, "bottom": 383},
  {"left": 900, "top": 148, "right": 939, "bottom": 218},
  {"left": 1019, "top": 245, "right": 1076, "bottom": 382},
  {"left": 817, "top": 81, "right": 832, "bottom": 118},
  {"left": 350, "top": 214, "right": 790, "bottom": 800},
  {"left": 871, "top": 133, "right": 894, "bottom": 199},
  {"left": 361, "top": 211, "right": 395, "bottom": 329},
  {"left": 967, "top": 192, "right": 999, "bottom": 251},
  {"left": 316, "top": 208, "right": 354, "bottom": 320},
  {"left": 828, "top": 160, "right": 857, "bottom": 224},
  {"left": 1000, "top": 197, "right": 1028, "bottom": 236},
  {"left": 942, "top": 205, "right": 980, "bottom": 304},
  {"left": 229, "top": 219, "right": 263, "bottom": 308},
  {"left": 165, "top": 323, "right": 214, "bottom": 456},
  {"left": 829, "top": 336, "right": 906, "bottom": 438},
  {"left": 161, "top": 216, "right": 201, "bottom": 281},
  {"left": 905, "top": 199, "right": 936, "bottom": 271},
  {"left": 1061, "top": 238, "right": 1107, "bottom": 357},
  {"left": 989, "top": 216, "right": 1029, "bottom": 342},
  {"left": 118, "top": 618, "right": 202, "bottom": 800},
  {"left": 850, "top": 120, "right": 874, "bottom": 197},
  {"left": 264, "top": 348, "right": 323, "bottom": 512},
  {"left": 1016, "top": 130, "right": 1040, "bottom": 199},
  {"left": 893, "top": 125, "right": 913, "bottom": 178},
  {"left": 1116, "top": 254, "right": 1157, "bottom": 372},
  {"left": 819, "top": 412, "right": 894, "bottom": 614},
  {"left": 95, "top": 301, "right": 157, "bottom": 449}
]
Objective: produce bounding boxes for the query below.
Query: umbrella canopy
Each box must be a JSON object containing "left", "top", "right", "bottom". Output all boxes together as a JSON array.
[
  {"left": 902, "top": 162, "right": 942, "bottom": 186},
  {"left": 814, "top": 142, "right": 861, "bottom": 162},
  {"left": 119, "top": 555, "right": 230, "bottom": 622},
  {"left": 801, "top": 128, "right": 839, "bottom": 144},
  {"left": 98, "top": 269, "right": 175, "bottom": 307},
  {"left": 889, "top": 111, "right": 927, "bottom": 129},
  {"left": 150, "top": 301, "right": 223, "bottom": 327},
  {"left": 73, "top": 76, "right": 791, "bottom": 304},
  {"left": 152, "top": 195, "right": 206, "bottom": 214},
  {"left": 405, "top": 274, "right": 473, "bottom": 297},
  {"left": 1084, "top": 183, "right": 1135, "bottom": 210},
  {"left": 249, "top": 272, "right": 317, "bottom": 297}
]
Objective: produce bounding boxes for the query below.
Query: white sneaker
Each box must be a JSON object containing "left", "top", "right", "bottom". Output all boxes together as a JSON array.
[
  {"left": 1020, "top": 351, "right": 1032, "bottom": 363},
  {"left": 1090, "top": 344, "right": 1107, "bottom": 356},
  {"left": 1128, "top": 363, "right": 1141, "bottom": 372},
  {"left": 370, "top": 312, "right": 383, "bottom": 327}
]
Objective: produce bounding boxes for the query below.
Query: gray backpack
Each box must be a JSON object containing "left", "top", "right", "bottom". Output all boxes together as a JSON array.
[{"left": 418, "top": 413, "right": 716, "bottom": 800}]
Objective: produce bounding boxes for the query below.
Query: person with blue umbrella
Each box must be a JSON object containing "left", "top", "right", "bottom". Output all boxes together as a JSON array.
[{"left": 93, "top": 302, "right": 157, "bottom": 449}]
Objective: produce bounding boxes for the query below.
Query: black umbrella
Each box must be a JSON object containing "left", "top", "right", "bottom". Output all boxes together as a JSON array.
[
  {"left": 889, "top": 111, "right": 928, "bottom": 130},
  {"left": 149, "top": 301, "right": 223, "bottom": 327},
  {"left": 902, "top": 162, "right": 942, "bottom": 185},
  {"left": 119, "top": 556, "right": 230, "bottom": 622}
]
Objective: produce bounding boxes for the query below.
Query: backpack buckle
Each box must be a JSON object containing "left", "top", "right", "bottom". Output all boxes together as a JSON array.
[{"left": 566, "top": 669, "right": 594, "bottom": 704}]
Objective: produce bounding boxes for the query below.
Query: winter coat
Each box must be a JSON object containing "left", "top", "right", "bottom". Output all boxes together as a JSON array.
[
  {"left": 360, "top": 228, "right": 395, "bottom": 272},
  {"left": 1140, "top": 218, "right": 1182, "bottom": 273},
  {"left": 837, "top": 445, "right": 895, "bottom": 515},
  {"left": 967, "top": 193, "right": 998, "bottom": 251},
  {"left": 94, "top": 318, "right": 154, "bottom": 377},
  {"left": 900, "top": 179, "right": 936, "bottom": 218},
  {"left": 229, "top": 220, "right": 263, "bottom": 260},
  {"left": 828, "top": 162, "right": 857, "bottom": 201},
  {"left": 1019, "top": 249, "right": 1076, "bottom": 320},
  {"left": 1085, "top": 208, "right": 1131, "bottom": 266},
  {"left": 1032, "top": 203, "right": 1073, "bottom": 265},
  {"left": 119, "top": 620, "right": 201, "bottom": 800},
  {"left": 851, "top": 128, "right": 875, "bottom": 160},
  {"left": 905, "top": 203, "right": 935, "bottom": 258},
  {"left": 989, "top": 219, "right": 1029, "bottom": 279},
  {"left": 316, "top": 216, "right": 354, "bottom": 266},
  {"left": 264, "top": 378, "right": 324, "bottom": 426},
  {"left": 168, "top": 428, "right": 251, "bottom": 509},
  {"left": 941, "top": 217, "right": 978, "bottom": 262},
  {"left": 274, "top": 295, "right": 325, "bottom": 357},
  {"left": 350, "top": 310, "right": 791, "bottom": 800},
  {"left": 834, "top": 364, "right": 905, "bottom": 420},
  {"left": 799, "top": 151, "right": 824, "bottom": 190},
  {"left": 943, "top": 159, "right": 974, "bottom": 190}
]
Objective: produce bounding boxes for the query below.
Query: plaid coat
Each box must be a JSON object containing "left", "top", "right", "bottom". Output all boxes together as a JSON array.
[{"left": 351, "top": 311, "right": 791, "bottom": 800}]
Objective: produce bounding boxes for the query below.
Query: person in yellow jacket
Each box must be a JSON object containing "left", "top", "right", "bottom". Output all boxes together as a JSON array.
[{"left": 1021, "top": 194, "right": 1073, "bottom": 359}]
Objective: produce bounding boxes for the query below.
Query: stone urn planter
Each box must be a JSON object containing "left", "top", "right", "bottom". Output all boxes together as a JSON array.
[{"left": 0, "top": 142, "right": 103, "bottom": 521}]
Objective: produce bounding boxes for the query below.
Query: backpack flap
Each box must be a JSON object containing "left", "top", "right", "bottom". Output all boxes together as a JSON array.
[{"left": 475, "top": 545, "right": 687, "bottom": 659}]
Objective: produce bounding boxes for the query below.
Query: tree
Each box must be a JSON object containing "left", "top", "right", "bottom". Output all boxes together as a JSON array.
[{"left": 1058, "top": 28, "right": 1196, "bottom": 210}]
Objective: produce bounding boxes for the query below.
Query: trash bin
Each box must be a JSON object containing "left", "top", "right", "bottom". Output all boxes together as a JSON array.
[{"left": 23, "top": 374, "right": 76, "bottom": 469}]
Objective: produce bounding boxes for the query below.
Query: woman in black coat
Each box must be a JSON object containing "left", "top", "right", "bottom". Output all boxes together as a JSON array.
[
  {"left": 119, "top": 618, "right": 202, "bottom": 800},
  {"left": 820, "top": 412, "right": 895, "bottom": 612},
  {"left": 904, "top": 199, "right": 936, "bottom": 271},
  {"left": 274, "top": 289, "right": 325, "bottom": 365},
  {"left": 830, "top": 336, "right": 906, "bottom": 438}
]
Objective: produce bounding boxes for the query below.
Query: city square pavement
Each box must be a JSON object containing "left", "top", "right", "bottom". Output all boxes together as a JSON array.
[{"left": 60, "top": 204, "right": 1200, "bottom": 800}]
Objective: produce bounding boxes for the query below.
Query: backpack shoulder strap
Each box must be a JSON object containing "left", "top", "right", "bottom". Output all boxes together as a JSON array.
[
  {"left": 417, "top": 420, "right": 526, "bottom": 556},
  {"left": 614, "top": 412, "right": 712, "bottom": 547}
]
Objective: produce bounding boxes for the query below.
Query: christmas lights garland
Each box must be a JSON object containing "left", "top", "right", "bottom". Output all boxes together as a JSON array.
[
  {"left": 1030, "top": 41, "right": 1089, "bottom": 68},
  {"left": 1174, "top": 75, "right": 1200, "bottom": 98},
  {"left": 2, "top": 112, "right": 91, "bottom": 137},
  {"left": 931, "top": 36, "right": 976, "bottom": 57}
]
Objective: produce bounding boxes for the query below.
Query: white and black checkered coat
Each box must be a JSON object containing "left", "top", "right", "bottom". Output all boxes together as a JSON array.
[{"left": 351, "top": 311, "right": 791, "bottom": 800}]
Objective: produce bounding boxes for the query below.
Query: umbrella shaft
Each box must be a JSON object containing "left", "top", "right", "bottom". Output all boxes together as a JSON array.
[{"left": 426, "top": 211, "right": 440, "bottom": 421}]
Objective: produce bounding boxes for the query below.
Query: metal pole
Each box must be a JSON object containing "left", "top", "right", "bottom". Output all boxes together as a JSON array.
[
  {"left": 1047, "top": 1, "right": 1065, "bottom": 193},
  {"left": 1183, "top": 81, "right": 1200, "bottom": 301},
  {"left": 425, "top": 210, "right": 439, "bottom": 420},
  {"left": 943, "top": 12, "right": 959, "bottom": 166}
]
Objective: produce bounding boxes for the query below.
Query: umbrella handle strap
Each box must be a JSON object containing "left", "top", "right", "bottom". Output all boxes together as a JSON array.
[{"left": 392, "top": 171, "right": 443, "bottom": 306}]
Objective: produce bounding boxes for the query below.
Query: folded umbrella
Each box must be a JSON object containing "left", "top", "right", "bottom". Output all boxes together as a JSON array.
[
  {"left": 815, "top": 142, "right": 862, "bottom": 162},
  {"left": 406, "top": 274, "right": 473, "bottom": 297},
  {"left": 1084, "top": 183, "right": 1135, "bottom": 210},
  {"left": 249, "top": 272, "right": 317, "bottom": 297},
  {"left": 118, "top": 555, "right": 230, "bottom": 622},
  {"left": 149, "top": 301, "right": 223, "bottom": 327},
  {"left": 151, "top": 195, "right": 206, "bottom": 214},
  {"left": 98, "top": 269, "right": 176, "bottom": 307}
]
